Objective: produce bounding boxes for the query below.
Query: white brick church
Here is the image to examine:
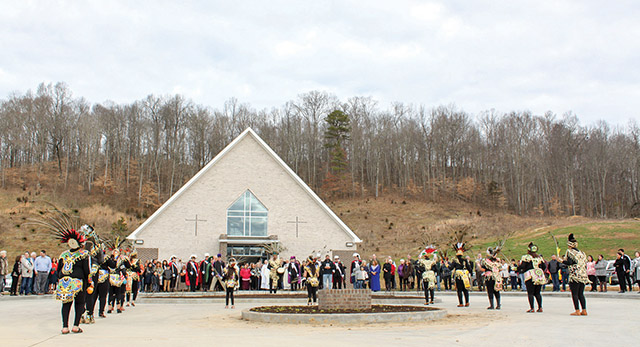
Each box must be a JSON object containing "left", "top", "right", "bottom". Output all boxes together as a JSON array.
[{"left": 127, "top": 128, "right": 361, "bottom": 262}]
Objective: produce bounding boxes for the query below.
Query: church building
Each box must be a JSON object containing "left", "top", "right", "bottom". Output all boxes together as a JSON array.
[{"left": 127, "top": 128, "right": 361, "bottom": 263}]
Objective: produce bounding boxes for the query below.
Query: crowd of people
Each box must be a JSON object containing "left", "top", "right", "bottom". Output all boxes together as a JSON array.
[
  {"left": 2, "top": 232, "right": 640, "bottom": 333},
  {"left": 3, "top": 247, "right": 640, "bottom": 300}
]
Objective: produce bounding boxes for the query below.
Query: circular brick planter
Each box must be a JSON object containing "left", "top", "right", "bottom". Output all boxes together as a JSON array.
[{"left": 242, "top": 306, "right": 447, "bottom": 324}]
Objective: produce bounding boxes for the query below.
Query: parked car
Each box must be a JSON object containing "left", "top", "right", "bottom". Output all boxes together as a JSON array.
[{"left": 3, "top": 276, "right": 11, "bottom": 293}]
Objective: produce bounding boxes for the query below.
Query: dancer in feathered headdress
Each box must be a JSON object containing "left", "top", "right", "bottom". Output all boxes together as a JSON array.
[
  {"left": 104, "top": 236, "right": 131, "bottom": 314},
  {"left": 419, "top": 245, "right": 438, "bottom": 305},
  {"left": 517, "top": 242, "right": 546, "bottom": 313},
  {"left": 481, "top": 240, "right": 505, "bottom": 310},
  {"left": 562, "top": 234, "right": 590, "bottom": 316},
  {"left": 450, "top": 229, "right": 473, "bottom": 307},
  {"left": 28, "top": 206, "right": 91, "bottom": 334},
  {"left": 124, "top": 249, "right": 141, "bottom": 308},
  {"left": 77, "top": 224, "right": 106, "bottom": 325}
]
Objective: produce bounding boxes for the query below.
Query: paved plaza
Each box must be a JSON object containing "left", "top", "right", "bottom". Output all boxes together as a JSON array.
[{"left": 1, "top": 292, "right": 638, "bottom": 346}]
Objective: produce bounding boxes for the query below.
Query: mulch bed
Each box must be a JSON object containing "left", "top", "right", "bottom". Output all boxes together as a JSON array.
[
  {"left": 143, "top": 293, "right": 425, "bottom": 299},
  {"left": 250, "top": 305, "right": 438, "bottom": 314}
]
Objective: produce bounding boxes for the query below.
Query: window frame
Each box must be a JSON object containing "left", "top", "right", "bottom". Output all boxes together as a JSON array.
[{"left": 226, "top": 190, "right": 268, "bottom": 237}]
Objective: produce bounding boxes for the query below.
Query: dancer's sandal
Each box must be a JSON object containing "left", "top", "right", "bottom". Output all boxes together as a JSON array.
[
  {"left": 71, "top": 327, "right": 83, "bottom": 334},
  {"left": 61, "top": 328, "right": 70, "bottom": 335}
]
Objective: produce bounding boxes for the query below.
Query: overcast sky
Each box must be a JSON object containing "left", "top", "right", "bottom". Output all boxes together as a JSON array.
[{"left": 1, "top": 0, "right": 639, "bottom": 125}]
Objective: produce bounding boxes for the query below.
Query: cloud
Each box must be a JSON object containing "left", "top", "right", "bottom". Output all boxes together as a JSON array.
[{"left": 0, "top": 0, "right": 638, "bottom": 125}]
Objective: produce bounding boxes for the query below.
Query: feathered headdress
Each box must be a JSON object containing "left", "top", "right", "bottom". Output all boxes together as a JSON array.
[
  {"left": 103, "top": 235, "right": 130, "bottom": 253},
  {"left": 451, "top": 227, "right": 470, "bottom": 253},
  {"left": 79, "top": 224, "right": 99, "bottom": 242},
  {"left": 487, "top": 239, "right": 506, "bottom": 257},
  {"left": 527, "top": 242, "right": 538, "bottom": 253},
  {"left": 25, "top": 203, "right": 86, "bottom": 250},
  {"left": 57, "top": 229, "right": 87, "bottom": 250},
  {"left": 420, "top": 245, "right": 438, "bottom": 259}
]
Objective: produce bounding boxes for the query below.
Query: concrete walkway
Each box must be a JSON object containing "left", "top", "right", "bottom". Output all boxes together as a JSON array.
[{"left": 0, "top": 293, "right": 638, "bottom": 346}]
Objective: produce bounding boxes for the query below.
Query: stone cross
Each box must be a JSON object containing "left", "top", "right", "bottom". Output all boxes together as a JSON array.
[
  {"left": 185, "top": 214, "right": 207, "bottom": 236},
  {"left": 286, "top": 216, "right": 307, "bottom": 238}
]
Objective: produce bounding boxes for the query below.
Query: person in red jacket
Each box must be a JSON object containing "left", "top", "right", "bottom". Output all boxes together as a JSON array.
[{"left": 239, "top": 263, "right": 251, "bottom": 290}]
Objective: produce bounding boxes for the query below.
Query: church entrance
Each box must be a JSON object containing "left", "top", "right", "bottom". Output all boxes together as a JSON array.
[{"left": 227, "top": 245, "right": 267, "bottom": 264}]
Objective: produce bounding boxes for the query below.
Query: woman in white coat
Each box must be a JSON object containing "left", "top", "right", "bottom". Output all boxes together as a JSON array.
[{"left": 260, "top": 260, "right": 270, "bottom": 290}]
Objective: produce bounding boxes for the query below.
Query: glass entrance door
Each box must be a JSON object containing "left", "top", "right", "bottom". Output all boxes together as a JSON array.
[{"left": 227, "top": 245, "right": 267, "bottom": 264}]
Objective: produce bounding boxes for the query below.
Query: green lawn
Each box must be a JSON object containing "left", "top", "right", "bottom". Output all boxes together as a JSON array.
[{"left": 477, "top": 221, "right": 640, "bottom": 260}]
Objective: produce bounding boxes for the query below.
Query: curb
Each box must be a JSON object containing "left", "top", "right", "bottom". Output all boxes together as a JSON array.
[{"left": 241, "top": 307, "right": 447, "bottom": 324}]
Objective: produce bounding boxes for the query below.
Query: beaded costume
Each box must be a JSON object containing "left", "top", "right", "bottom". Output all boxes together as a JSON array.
[
  {"left": 451, "top": 239, "right": 472, "bottom": 307},
  {"left": 28, "top": 206, "right": 92, "bottom": 333},
  {"left": 304, "top": 257, "right": 321, "bottom": 304},
  {"left": 518, "top": 243, "right": 545, "bottom": 312},
  {"left": 268, "top": 255, "right": 282, "bottom": 293},
  {"left": 563, "top": 234, "right": 589, "bottom": 315},
  {"left": 419, "top": 245, "right": 438, "bottom": 305},
  {"left": 482, "top": 242, "right": 505, "bottom": 310}
]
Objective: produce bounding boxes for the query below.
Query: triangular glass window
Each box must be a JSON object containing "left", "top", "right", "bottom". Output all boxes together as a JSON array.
[{"left": 226, "top": 190, "right": 268, "bottom": 236}]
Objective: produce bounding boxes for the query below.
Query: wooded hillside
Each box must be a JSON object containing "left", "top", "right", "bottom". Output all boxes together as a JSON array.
[{"left": 1, "top": 82, "right": 639, "bottom": 218}]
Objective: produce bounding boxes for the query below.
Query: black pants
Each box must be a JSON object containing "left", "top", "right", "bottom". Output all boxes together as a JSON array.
[
  {"left": 61, "top": 290, "right": 85, "bottom": 328},
  {"left": 384, "top": 276, "right": 393, "bottom": 291},
  {"left": 85, "top": 289, "right": 97, "bottom": 316},
  {"left": 145, "top": 275, "right": 153, "bottom": 292},
  {"left": 85, "top": 274, "right": 99, "bottom": 316},
  {"left": 423, "top": 280, "right": 434, "bottom": 303},
  {"left": 307, "top": 284, "right": 318, "bottom": 303},
  {"left": 525, "top": 280, "right": 542, "bottom": 309},
  {"left": 616, "top": 270, "right": 627, "bottom": 292},
  {"left": 443, "top": 275, "right": 452, "bottom": 290},
  {"left": 332, "top": 277, "right": 342, "bottom": 289},
  {"left": 202, "top": 280, "right": 211, "bottom": 292},
  {"left": 455, "top": 278, "right": 469, "bottom": 305},
  {"left": 569, "top": 282, "right": 586, "bottom": 310},
  {"left": 126, "top": 280, "right": 139, "bottom": 302},
  {"left": 624, "top": 271, "right": 633, "bottom": 291},
  {"left": 10, "top": 275, "right": 19, "bottom": 294},
  {"left": 97, "top": 281, "right": 109, "bottom": 315},
  {"left": 486, "top": 278, "right": 501, "bottom": 308},
  {"left": 291, "top": 280, "right": 299, "bottom": 291},
  {"left": 225, "top": 287, "right": 234, "bottom": 306},
  {"left": 269, "top": 280, "right": 277, "bottom": 294},
  {"left": 109, "top": 285, "right": 124, "bottom": 308},
  {"left": 588, "top": 275, "right": 598, "bottom": 291},
  {"left": 189, "top": 276, "right": 197, "bottom": 292}
]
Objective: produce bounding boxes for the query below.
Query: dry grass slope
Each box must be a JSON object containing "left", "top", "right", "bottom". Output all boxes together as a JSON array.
[{"left": 1, "top": 180, "right": 638, "bottom": 262}]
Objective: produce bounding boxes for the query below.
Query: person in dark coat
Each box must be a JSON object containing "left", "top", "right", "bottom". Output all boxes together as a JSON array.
[{"left": 332, "top": 256, "right": 345, "bottom": 289}]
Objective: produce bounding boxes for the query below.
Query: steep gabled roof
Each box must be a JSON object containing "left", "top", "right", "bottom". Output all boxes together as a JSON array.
[{"left": 127, "top": 127, "right": 361, "bottom": 243}]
